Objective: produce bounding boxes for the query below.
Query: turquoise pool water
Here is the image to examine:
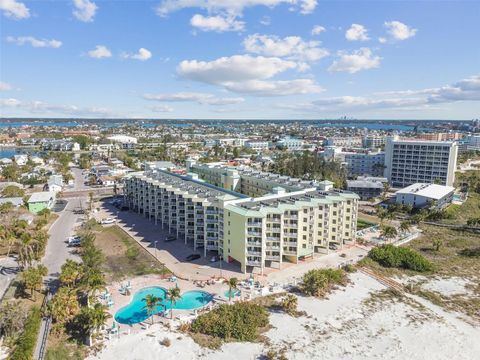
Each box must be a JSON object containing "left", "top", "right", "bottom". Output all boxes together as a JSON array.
[
  {"left": 114, "top": 287, "right": 213, "bottom": 325},
  {"left": 224, "top": 289, "right": 241, "bottom": 298}
]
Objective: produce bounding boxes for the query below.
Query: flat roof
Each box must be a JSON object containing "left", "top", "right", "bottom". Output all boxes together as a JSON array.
[{"left": 395, "top": 183, "right": 455, "bottom": 200}]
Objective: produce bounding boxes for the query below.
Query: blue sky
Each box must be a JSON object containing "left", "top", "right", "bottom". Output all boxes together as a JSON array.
[{"left": 1, "top": 0, "right": 479, "bottom": 119}]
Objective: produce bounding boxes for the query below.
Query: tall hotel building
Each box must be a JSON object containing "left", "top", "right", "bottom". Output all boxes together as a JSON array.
[
  {"left": 125, "top": 162, "right": 359, "bottom": 273},
  {"left": 384, "top": 136, "right": 458, "bottom": 187}
]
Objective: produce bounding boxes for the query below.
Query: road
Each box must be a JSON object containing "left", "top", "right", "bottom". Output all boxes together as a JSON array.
[{"left": 34, "top": 169, "right": 87, "bottom": 360}]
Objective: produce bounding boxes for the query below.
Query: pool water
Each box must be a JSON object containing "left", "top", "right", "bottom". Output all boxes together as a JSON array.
[
  {"left": 224, "top": 289, "right": 241, "bottom": 298},
  {"left": 115, "top": 287, "right": 213, "bottom": 325}
]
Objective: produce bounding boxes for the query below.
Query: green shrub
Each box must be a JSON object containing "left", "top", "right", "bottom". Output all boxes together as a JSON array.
[
  {"left": 459, "top": 247, "right": 480, "bottom": 258},
  {"left": 301, "top": 268, "right": 348, "bottom": 297},
  {"left": 368, "top": 244, "right": 433, "bottom": 272},
  {"left": 125, "top": 247, "right": 139, "bottom": 260},
  {"left": 190, "top": 302, "right": 269, "bottom": 342},
  {"left": 9, "top": 306, "right": 42, "bottom": 360}
]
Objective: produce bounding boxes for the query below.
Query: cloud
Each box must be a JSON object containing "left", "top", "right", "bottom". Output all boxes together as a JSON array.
[
  {"left": 72, "top": 0, "right": 97, "bottom": 22},
  {"left": 122, "top": 48, "right": 152, "bottom": 61},
  {"left": 345, "top": 24, "right": 369, "bottom": 41},
  {"left": 384, "top": 21, "right": 417, "bottom": 41},
  {"left": 156, "top": 0, "right": 317, "bottom": 17},
  {"left": 222, "top": 79, "right": 323, "bottom": 96},
  {"left": 0, "top": 98, "right": 117, "bottom": 117},
  {"left": 0, "top": 0, "right": 30, "bottom": 19},
  {"left": 178, "top": 55, "right": 298, "bottom": 83},
  {"left": 0, "top": 82, "right": 12, "bottom": 91},
  {"left": 328, "top": 48, "right": 380, "bottom": 73},
  {"left": 6, "top": 36, "right": 62, "bottom": 48},
  {"left": 87, "top": 45, "right": 112, "bottom": 59},
  {"left": 280, "top": 74, "right": 480, "bottom": 113},
  {"left": 177, "top": 54, "right": 322, "bottom": 96},
  {"left": 243, "top": 34, "right": 329, "bottom": 62},
  {"left": 143, "top": 92, "right": 245, "bottom": 105},
  {"left": 150, "top": 105, "right": 174, "bottom": 113},
  {"left": 260, "top": 16, "right": 271, "bottom": 26},
  {"left": 190, "top": 14, "right": 244, "bottom": 32},
  {"left": 311, "top": 25, "right": 325, "bottom": 35}
]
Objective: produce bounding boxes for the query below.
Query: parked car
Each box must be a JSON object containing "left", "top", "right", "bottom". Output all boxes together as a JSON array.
[
  {"left": 186, "top": 254, "right": 201, "bottom": 261},
  {"left": 329, "top": 243, "right": 338, "bottom": 250},
  {"left": 119, "top": 205, "right": 129, "bottom": 211},
  {"left": 101, "top": 217, "right": 115, "bottom": 225},
  {"left": 73, "top": 209, "right": 85, "bottom": 214},
  {"left": 67, "top": 236, "right": 81, "bottom": 247},
  {"left": 164, "top": 235, "right": 176, "bottom": 242},
  {"left": 210, "top": 256, "right": 219, "bottom": 262}
]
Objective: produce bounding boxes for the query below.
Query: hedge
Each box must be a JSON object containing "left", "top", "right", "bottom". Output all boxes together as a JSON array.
[
  {"left": 368, "top": 244, "right": 433, "bottom": 272},
  {"left": 190, "top": 302, "right": 269, "bottom": 342},
  {"left": 9, "top": 306, "right": 42, "bottom": 360}
]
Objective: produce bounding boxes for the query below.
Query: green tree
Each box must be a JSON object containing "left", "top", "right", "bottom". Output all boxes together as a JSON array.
[
  {"left": 380, "top": 225, "right": 398, "bottom": 243},
  {"left": 143, "top": 294, "right": 161, "bottom": 324},
  {"left": 399, "top": 221, "right": 412, "bottom": 234},
  {"left": 226, "top": 277, "right": 238, "bottom": 302},
  {"left": 21, "top": 265, "right": 47, "bottom": 300},
  {"left": 167, "top": 287, "right": 181, "bottom": 319},
  {"left": 1, "top": 185, "right": 24, "bottom": 197},
  {"left": 59, "top": 260, "right": 83, "bottom": 288},
  {"left": 49, "top": 287, "right": 80, "bottom": 324}
]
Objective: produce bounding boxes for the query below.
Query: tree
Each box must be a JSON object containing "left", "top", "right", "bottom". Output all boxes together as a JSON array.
[
  {"left": 382, "top": 182, "right": 391, "bottom": 200},
  {"left": 167, "top": 287, "right": 181, "bottom": 319},
  {"left": 49, "top": 287, "right": 80, "bottom": 324},
  {"left": 400, "top": 221, "right": 412, "bottom": 234},
  {"left": 59, "top": 260, "right": 83, "bottom": 288},
  {"left": 0, "top": 302, "right": 28, "bottom": 339},
  {"left": 1, "top": 185, "right": 24, "bottom": 198},
  {"left": 380, "top": 225, "right": 398, "bottom": 243},
  {"left": 281, "top": 294, "right": 298, "bottom": 316},
  {"left": 142, "top": 294, "right": 161, "bottom": 324},
  {"left": 21, "top": 265, "right": 47, "bottom": 300},
  {"left": 75, "top": 302, "right": 110, "bottom": 337},
  {"left": 226, "top": 277, "right": 238, "bottom": 302}
]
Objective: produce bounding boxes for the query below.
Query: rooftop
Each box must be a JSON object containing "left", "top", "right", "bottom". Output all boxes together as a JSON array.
[
  {"left": 28, "top": 191, "right": 56, "bottom": 203},
  {"left": 395, "top": 183, "right": 455, "bottom": 200}
]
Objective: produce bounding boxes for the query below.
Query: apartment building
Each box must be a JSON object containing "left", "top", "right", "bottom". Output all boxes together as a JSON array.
[
  {"left": 384, "top": 136, "right": 458, "bottom": 187},
  {"left": 125, "top": 167, "right": 359, "bottom": 274},
  {"left": 276, "top": 137, "right": 305, "bottom": 150},
  {"left": 322, "top": 148, "right": 385, "bottom": 178},
  {"left": 326, "top": 136, "right": 362, "bottom": 147},
  {"left": 362, "top": 135, "right": 386, "bottom": 149},
  {"left": 245, "top": 140, "right": 270, "bottom": 151}
]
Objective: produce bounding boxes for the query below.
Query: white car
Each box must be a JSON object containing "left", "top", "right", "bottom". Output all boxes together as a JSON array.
[
  {"left": 101, "top": 218, "right": 115, "bottom": 225},
  {"left": 67, "top": 236, "right": 81, "bottom": 247}
]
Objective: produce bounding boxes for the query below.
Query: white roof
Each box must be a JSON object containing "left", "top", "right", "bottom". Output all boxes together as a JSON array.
[
  {"left": 395, "top": 183, "right": 455, "bottom": 200},
  {"left": 28, "top": 191, "right": 56, "bottom": 203}
]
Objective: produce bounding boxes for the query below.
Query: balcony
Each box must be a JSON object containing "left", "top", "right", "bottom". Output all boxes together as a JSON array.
[
  {"left": 247, "top": 261, "right": 262, "bottom": 267},
  {"left": 265, "top": 255, "right": 280, "bottom": 261},
  {"left": 283, "top": 250, "right": 297, "bottom": 256},
  {"left": 247, "top": 240, "right": 262, "bottom": 247},
  {"left": 247, "top": 231, "right": 262, "bottom": 236},
  {"left": 266, "top": 236, "right": 280, "bottom": 241},
  {"left": 247, "top": 250, "right": 262, "bottom": 256},
  {"left": 267, "top": 218, "right": 282, "bottom": 223}
]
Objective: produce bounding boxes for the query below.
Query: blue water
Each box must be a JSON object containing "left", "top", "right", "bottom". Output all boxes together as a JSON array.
[
  {"left": 224, "top": 290, "right": 241, "bottom": 298},
  {"left": 114, "top": 287, "right": 213, "bottom": 325},
  {"left": 0, "top": 148, "right": 39, "bottom": 159}
]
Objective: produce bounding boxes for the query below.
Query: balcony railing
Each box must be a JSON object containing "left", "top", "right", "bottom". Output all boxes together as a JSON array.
[
  {"left": 247, "top": 261, "right": 262, "bottom": 267},
  {"left": 247, "top": 231, "right": 262, "bottom": 236}
]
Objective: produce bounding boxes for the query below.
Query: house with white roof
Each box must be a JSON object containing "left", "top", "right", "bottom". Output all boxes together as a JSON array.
[
  {"left": 395, "top": 183, "right": 455, "bottom": 209},
  {"left": 47, "top": 174, "right": 64, "bottom": 192}
]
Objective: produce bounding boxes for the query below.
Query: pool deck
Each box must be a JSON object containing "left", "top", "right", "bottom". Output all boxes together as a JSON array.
[{"left": 103, "top": 274, "right": 254, "bottom": 331}]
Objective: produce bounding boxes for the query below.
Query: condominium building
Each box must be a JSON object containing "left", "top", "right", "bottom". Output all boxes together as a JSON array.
[
  {"left": 384, "top": 136, "right": 458, "bottom": 187},
  {"left": 362, "top": 135, "right": 386, "bottom": 149},
  {"left": 245, "top": 140, "right": 270, "bottom": 151},
  {"left": 326, "top": 136, "right": 362, "bottom": 147},
  {"left": 276, "top": 137, "right": 305, "bottom": 150},
  {"left": 125, "top": 166, "right": 359, "bottom": 273},
  {"left": 322, "top": 147, "right": 385, "bottom": 178}
]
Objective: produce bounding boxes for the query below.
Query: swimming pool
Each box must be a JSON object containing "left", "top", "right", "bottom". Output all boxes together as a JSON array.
[
  {"left": 224, "top": 289, "right": 241, "bottom": 298},
  {"left": 114, "top": 286, "right": 213, "bottom": 325}
]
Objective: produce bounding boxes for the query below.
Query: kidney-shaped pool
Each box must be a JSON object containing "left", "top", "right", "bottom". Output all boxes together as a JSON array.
[{"left": 114, "top": 286, "right": 213, "bottom": 325}]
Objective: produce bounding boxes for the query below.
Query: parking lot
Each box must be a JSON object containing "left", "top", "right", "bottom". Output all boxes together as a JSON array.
[{"left": 95, "top": 198, "right": 246, "bottom": 281}]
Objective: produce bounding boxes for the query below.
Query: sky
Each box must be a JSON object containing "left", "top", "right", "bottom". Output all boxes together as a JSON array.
[{"left": 0, "top": 0, "right": 479, "bottom": 120}]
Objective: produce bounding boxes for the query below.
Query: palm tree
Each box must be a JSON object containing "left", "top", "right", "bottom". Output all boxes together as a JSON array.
[
  {"left": 380, "top": 225, "right": 398, "bottom": 243},
  {"left": 226, "top": 277, "right": 238, "bottom": 302},
  {"left": 167, "top": 287, "right": 181, "bottom": 319},
  {"left": 143, "top": 294, "right": 161, "bottom": 324},
  {"left": 59, "top": 260, "right": 83, "bottom": 288},
  {"left": 49, "top": 287, "right": 80, "bottom": 324},
  {"left": 21, "top": 265, "right": 46, "bottom": 300},
  {"left": 399, "top": 221, "right": 412, "bottom": 234}
]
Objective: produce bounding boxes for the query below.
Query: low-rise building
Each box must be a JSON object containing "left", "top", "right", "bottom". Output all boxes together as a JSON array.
[
  {"left": 347, "top": 177, "right": 387, "bottom": 200},
  {"left": 27, "top": 191, "right": 56, "bottom": 214},
  {"left": 395, "top": 183, "right": 455, "bottom": 209},
  {"left": 245, "top": 140, "right": 270, "bottom": 151},
  {"left": 276, "top": 137, "right": 305, "bottom": 150},
  {"left": 0, "top": 197, "right": 24, "bottom": 207},
  {"left": 47, "top": 174, "right": 64, "bottom": 192}
]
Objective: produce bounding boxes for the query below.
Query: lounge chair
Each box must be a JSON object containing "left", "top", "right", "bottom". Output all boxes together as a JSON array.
[{"left": 125, "top": 281, "right": 132, "bottom": 290}]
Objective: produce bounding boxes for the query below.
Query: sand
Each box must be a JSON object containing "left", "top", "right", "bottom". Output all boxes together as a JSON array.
[{"left": 90, "top": 272, "right": 480, "bottom": 360}]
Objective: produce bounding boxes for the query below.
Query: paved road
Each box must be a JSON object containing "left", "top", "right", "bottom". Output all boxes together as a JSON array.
[{"left": 0, "top": 256, "right": 19, "bottom": 300}]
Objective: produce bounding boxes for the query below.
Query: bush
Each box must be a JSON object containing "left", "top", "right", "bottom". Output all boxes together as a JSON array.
[
  {"left": 368, "top": 244, "right": 433, "bottom": 272},
  {"left": 160, "top": 337, "right": 171, "bottom": 347},
  {"left": 301, "top": 268, "right": 348, "bottom": 297},
  {"left": 190, "top": 302, "right": 269, "bottom": 342},
  {"left": 9, "top": 306, "right": 42, "bottom": 360},
  {"left": 459, "top": 247, "right": 480, "bottom": 258}
]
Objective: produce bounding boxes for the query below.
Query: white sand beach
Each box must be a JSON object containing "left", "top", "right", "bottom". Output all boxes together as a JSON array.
[{"left": 90, "top": 272, "right": 480, "bottom": 360}]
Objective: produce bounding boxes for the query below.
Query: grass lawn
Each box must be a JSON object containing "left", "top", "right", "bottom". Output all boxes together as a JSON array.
[
  {"left": 358, "top": 212, "right": 380, "bottom": 225},
  {"left": 94, "top": 225, "right": 170, "bottom": 282},
  {"left": 357, "top": 218, "right": 376, "bottom": 230},
  {"left": 441, "top": 192, "right": 480, "bottom": 225}
]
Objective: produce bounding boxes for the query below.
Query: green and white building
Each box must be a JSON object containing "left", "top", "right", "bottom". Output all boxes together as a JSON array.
[{"left": 125, "top": 164, "right": 359, "bottom": 273}]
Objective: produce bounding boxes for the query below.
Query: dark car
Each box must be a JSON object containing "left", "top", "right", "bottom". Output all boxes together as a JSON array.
[
  {"left": 119, "top": 205, "right": 129, "bottom": 211},
  {"left": 73, "top": 209, "right": 86, "bottom": 214},
  {"left": 186, "top": 254, "right": 201, "bottom": 261},
  {"left": 165, "top": 235, "right": 176, "bottom": 242}
]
